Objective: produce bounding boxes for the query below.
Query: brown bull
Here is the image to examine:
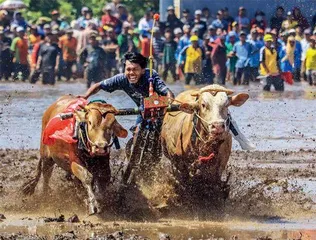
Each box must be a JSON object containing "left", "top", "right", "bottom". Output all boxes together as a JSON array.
[
  {"left": 161, "top": 85, "right": 249, "bottom": 203},
  {"left": 22, "top": 95, "right": 127, "bottom": 214}
]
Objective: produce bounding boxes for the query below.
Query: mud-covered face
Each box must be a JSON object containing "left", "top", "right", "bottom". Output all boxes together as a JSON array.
[{"left": 124, "top": 60, "right": 146, "bottom": 84}]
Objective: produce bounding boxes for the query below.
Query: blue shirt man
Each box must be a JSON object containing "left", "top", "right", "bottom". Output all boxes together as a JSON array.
[{"left": 233, "top": 39, "right": 253, "bottom": 68}]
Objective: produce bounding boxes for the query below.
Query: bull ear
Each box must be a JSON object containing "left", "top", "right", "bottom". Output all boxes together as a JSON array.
[
  {"left": 73, "top": 110, "right": 87, "bottom": 122},
  {"left": 229, "top": 93, "right": 249, "bottom": 107},
  {"left": 179, "top": 102, "right": 199, "bottom": 114},
  {"left": 113, "top": 120, "right": 128, "bottom": 138}
]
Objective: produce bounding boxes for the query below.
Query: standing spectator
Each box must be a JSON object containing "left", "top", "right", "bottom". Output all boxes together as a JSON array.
[
  {"left": 191, "top": 10, "right": 207, "bottom": 39},
  {"left": 295, "top": 26, "right": 303, "bottom": 41},
  {"left": 251, "top": 11, "right": 267, "bottom": 30},
  {"left": 211, "top": 35, "right": 227, "bottom": 85},
  {"left": 260, "top": 34, "right": 283, "bottom": 92},
  {"left": 212, "top": 10, "right": 228, "bottom": 31},
  {"left": 59, "top": 28, "right": 77, "bottom": 81},
  {"left": 173, "top": 28, "right": 182, "bottom": 43},
  {"left": 201, "top": 34, "right": 213, "bottom": 84},
  {"left": 105, "top": 0, "right": 121, "bottom": 16},
  {"left": 77, "top": 7, "right": 89, "bottom": 26},
  {"left": 292, "top": 7, "right": 309, "bottom": 30},
  {"left": 102, "top": 28, "right": 119, "bottom": 78},
  {"left": 304, "top": 36, "right": 316, "bottom": 86},
  {"left": 51, "top": 10, "right": 61, "bottom": 28},
  {"left": 30, "top": 35, "right": 45, "bottom": 84},
  {"left": 223, "top": 7, "right": 234, "bottom": 31},
  {"left": 207, "top": 25, "right": 218, "bottom": 42},
  {"left": 36, "top": 32, "right": 61, "bottom": 85},
  {"left": 29, "top": 25, "right": 41, "bottom": 49},
  {"left": 0, "top": 27, "right": 12, "bottom": 80},
  {"left": 282, "top": 12, "right": 298, "bottom": 31},
  {"left": 232, "top": 31, "right": 253, "bottom": 85},
  {"left": 138, "top": 11, "right": 153, "bottom": 38},
  {"left": 270, "top": 6, "right": 285, "bottom": 31},
  {"left": 102, "top": 5, "right": 121, "bottom": 33},
  {"left": 181, "top": 9, "right": 192, "bottom": 26},
  {"left": 162, "top": 29, "right": 177, "bottom": 81},
  {"left": 76, "top": 22, "right": 97, "bottom": 55},
  {"left": 235, "top": 7, "right": 250, "bottom": 33},
  {"left": 140, "top": 33, "right": 150, "bottom": 58},
  {"left": 152, "top": 26, "right": 164, "bottom": 70},
  {"left": 80, "top": 33, "right": 107, "bottom": 88},
  {"left": 301, "top": 29, "right": 311, "bottom": 79},
  {"left": 131, "top": 28, "right": 141, "bottom": 51},
  {"left": 180, "top": 35, "right": 203, "bottom": 86},
  {"left": 280, "top": 36, "right": 297, "bottom": 74},
  {"left": 127, "top": 14, "right": 136, "bottom": 29},
  {"left": 165, "top": 6, "right": 183, "bottom": 32},
  {"left": 0, "top": 10, "right": 10, "bottom": 30},
  {"left": 118, "top": 22, "right": 135, "bottom": 59},
  {"left": 116, "top": 4, "right": 128, "bottom": 22},
  {"left": 248, "top": 28, "right": 264, "bottom": 81},
  {"left": 226, "top": 31, "right": 238, "bottom": 83},
  {"left": 11, "top": 27, "right": 29, "bottom": 81},
  {"left": 288, "top": 29, "right": 302, "bottom": 81},
  {"left": 202, "top": 7, "right": 214, "bottom": 26},
  {"left": 176, "top": 24, "right": 191, "bottom": 76},
  {"left": 12, "top": 11, "right": 28, "bottom": 30}
]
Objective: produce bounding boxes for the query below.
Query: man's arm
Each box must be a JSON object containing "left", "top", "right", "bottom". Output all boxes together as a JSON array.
[
  {"left": 260, "top": 47, "right": 269, "bottom": 74},
  {"left": 81, "top": 74, "right": 124, "bottom": 99},
  {"left": 152, "top": 70, "right": 174, "bottom": 101}
]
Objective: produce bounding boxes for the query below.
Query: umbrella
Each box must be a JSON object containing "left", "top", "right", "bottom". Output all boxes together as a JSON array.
[{"left": 0, "top": 0, "right": 27, "bottom": 10}]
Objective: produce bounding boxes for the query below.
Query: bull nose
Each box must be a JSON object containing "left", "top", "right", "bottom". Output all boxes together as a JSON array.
[{"left": 211, "top": 122, "right": 225, "bottom": 134}]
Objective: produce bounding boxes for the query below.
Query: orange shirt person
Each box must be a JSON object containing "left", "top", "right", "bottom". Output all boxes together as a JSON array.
[
  {"left": 59, "top": 28, "right": 77, "bottom": 80},
  {"left": 10, "top": 26, "right": 29, "bottom": 81}
]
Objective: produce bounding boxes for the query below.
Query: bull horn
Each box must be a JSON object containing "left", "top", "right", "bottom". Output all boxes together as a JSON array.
[{"left": 200, "top": 88, "right": 234, "bottom": 95}]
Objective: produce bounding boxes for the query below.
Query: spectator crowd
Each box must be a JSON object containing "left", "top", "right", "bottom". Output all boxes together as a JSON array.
[{"left": 0, "top": 0, "right": 315, "bottom": 90}]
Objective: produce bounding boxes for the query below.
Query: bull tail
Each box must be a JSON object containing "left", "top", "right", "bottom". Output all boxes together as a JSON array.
[{"left": 21, "top": 157, "right": 43, "bottom": 195}]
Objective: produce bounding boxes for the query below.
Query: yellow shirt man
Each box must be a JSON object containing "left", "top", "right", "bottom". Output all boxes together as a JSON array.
[{"left": 305, "top": 47, "right": 316, "bottom": 70}]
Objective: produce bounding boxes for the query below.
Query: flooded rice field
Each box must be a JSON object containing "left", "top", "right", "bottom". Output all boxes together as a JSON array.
[{"left": 0, "top": 81, "right": 316, "bottom": 239}]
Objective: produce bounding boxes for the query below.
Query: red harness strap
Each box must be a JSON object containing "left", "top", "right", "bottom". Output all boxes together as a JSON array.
[{"left": 198, "top": 152, "right": 215, "bottom": 163}]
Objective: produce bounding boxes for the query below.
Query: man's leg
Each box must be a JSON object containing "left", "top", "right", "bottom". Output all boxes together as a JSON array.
[
  {"left": 21, "top": 64, "right": 30, "bottom": 81},
  {"left": 263, "top": 76, "right": 272, "bottom": 91},
  {"left": 162, "top": 63, "right": 169, "bottom": 80},
  {"left": 242, "top": 67, "right": 250, "bottom": 85},
  {"left": 235, "top": 68, "right": 242, "bottom": 85},
  {"left": 293, "top": 68, "right": 301, "bottom": 82},
  {"left": 272, "top": 75, "right": 284, "bottom": 92},
  {"left": 170, "top": 63, "right": 177, "bottom": 82},
  {"left": 185, "top": 73, "right": 193, "bottom": 85}
]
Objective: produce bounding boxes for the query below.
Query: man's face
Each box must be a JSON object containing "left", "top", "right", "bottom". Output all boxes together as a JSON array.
[
  {"left": 124, "top": 60, "right": 145, "bottom": 84},
  {"left": 195, "top": 14, "right": 201, "bottom": 20},
  {"left": 192, "top": 40, "right": 198, "bottom": 48},
  {"left": 183, "top": 12, "right": 189, "bottom": 18},
  {"left": 265, "top": 41, "right": 272, "bottom": 47},
  {"left": 67, "top": 32, "right": 72, "bottom": 39},
  {"left": 52, "top": 14, "right": 59, "bottom": 20},
  {"left": 240, "top": 34, "right": 246, "bottom": 42},
  {"left": 217, "top": 13, "right": 222, "bottom": 20},
  {"left": 18, "top": 31, "right": 24, "bottom": 38},
  {"left": 89, "top": 37, "right": 97, "bottom": 46},
  {"left": 277, "top": 9, "right": 284, "bottom": 17},
  {"left": 310, "top": 40, "right": 315, "bottom": 48},
  {"left": 167, "top": 10, "right": 174, "bottom": 16},
  {"left": 289, "top": 40, "right": 295, "bottom": 47}
]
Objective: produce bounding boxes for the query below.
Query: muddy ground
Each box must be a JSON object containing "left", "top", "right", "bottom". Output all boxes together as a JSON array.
[{"left": 0, "top": 148, "right": 315, "bottom": 239}]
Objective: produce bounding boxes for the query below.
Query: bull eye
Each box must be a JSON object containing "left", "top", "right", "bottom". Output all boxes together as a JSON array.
[
  {"left": 201, "top": 103, "right": 206, "bottom": 108},
  {"left": 88, "top": 121, "right": 92, "bottom": 125}
]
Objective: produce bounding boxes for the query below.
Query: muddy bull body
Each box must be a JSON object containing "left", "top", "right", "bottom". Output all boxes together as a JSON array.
[{"left": 22, "top": 95, "right": 127, "bottom": 215}]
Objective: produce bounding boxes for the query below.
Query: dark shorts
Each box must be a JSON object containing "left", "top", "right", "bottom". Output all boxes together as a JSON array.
[{"left": 263, "top": 75, "right": 284, "bottom": 92}]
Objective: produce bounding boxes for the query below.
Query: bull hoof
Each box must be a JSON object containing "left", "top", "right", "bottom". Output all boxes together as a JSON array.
[{"left": 86, "top": 200, "right": 101, "bottom": 215}]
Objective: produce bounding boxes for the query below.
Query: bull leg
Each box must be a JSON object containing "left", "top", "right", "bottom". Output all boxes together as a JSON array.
[
  {"left": 71, "top": 162, "right": 100, "bottom": 215},
  {"left": 21, "top": 157, "right": 43, "bottom": 195},
  {"left": 42, "top": 157, "right": 55, "bottom": 195}
]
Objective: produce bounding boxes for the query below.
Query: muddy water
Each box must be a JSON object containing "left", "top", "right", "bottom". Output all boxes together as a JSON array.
[
  {"left": 0, "top": 81, "right": 316, "bottom": 239},
  {"left": 0, "top": 81, "right": 316, "bottom": 150}
]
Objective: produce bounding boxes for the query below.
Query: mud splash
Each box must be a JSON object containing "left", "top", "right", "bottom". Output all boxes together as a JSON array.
[{"left": 0, "top": 149, "right": 315, "bottom": 239}]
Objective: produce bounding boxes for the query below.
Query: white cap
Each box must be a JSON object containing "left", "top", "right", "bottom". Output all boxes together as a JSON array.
[
  {"left": 122, "top": 21, "right": 131, "bottom": 28},
  {"left": 183, "top": 24, "right": 190, "bottom": 31},
  {"left": 195, "top": 10, "right": 202, "bottom": 15},
  {"left": 174, "top": 28, "right": 182, "bottom": 35},
  {"left": 16, "top": 26, "right": 24, "bottom": 32}
]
